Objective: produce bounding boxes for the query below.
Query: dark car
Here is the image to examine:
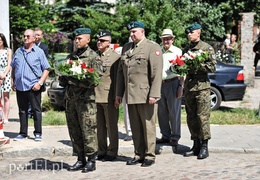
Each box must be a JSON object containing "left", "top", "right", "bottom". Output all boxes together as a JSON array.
[
  {"left": 48, "top": 59, "right": 246, "bottom": 110},
  {"left": 47, "top": 53, "right": 69, "bottom": 108},
  {"left": 208, "top": 60, "right": 246, "bottom": 110}
]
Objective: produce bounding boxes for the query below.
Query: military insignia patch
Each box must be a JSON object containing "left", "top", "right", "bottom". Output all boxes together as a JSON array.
[{"left": 155, "top": 50, "right": 160, "bottom": 56}]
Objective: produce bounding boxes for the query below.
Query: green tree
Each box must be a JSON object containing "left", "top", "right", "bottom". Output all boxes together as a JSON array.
[
  {"left": 50, "top": 0, "right": 115, "bottom": 33},
  {"left": 204, "top": 0, "right": 260, "bottom": 28},
  {"left": 10, "top": 0, "right": 53, "bottom": 37},
  {"left": 111, "top": 0, "right": 225, "bottom": 47}
]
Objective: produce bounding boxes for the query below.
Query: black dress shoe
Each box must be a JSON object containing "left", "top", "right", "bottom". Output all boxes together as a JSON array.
[
  {"left": 141, "top": 159, "right": 155, "bottom": 167},
  {"left": 197, "top": 147, "right": 209, "bottom": 159},
  {"left": 102, "top": 155, "right": 116, "bottom": 162},
  {"left": 126, "top": 158, "right": 144, "bottom": 165},
  {"left": 81, "top": 161, "right": 96, "bottom": 173},
  {"left": 97, "top": 155, "right": 106, "bottom": 161},
  {"left": 156, "top": 137, "right": 170, "bottom": 144},
  {"left": 124, "top": 135, "right": 132, "bottom": 141},
  {"left": 67, "top": 161, "right": 86, "bottom": 171},
  {"left": 183, "top": 148, "right": 201, "bottom": 157}
]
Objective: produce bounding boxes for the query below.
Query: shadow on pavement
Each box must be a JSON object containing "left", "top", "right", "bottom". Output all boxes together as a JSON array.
[
  {"left": 7, "top": 118, "right": 20, "bottom": 122},
  {"left": 58, "top": 140, "right": 72, "bottom": 147},
  {"left": 155, "top": 143, "right": 190, "bottom": 155},
  {"left": 3, "top": 132, "right": 18, "bottom": 139},
  {"left": 118, "top": 131, "right": 127, "bottom": 140},
  {"left": 217, "top": 106, "right": 234, "bottom": 111},
  {"left": 26, "top": 158, "right": 69, "bottom": 171}
]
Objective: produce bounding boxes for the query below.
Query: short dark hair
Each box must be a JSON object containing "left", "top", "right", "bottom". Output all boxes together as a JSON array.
[{"left": 0, "top": 33, "right": 8, "bottom": 48}]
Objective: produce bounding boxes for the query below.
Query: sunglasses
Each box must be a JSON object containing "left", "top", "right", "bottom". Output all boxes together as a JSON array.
[
  {"left": 24, "top": 35, "right": 31, "bottom": 38},
  {"left": 97, "top": 39, "right": 109, "bottom": 43}
]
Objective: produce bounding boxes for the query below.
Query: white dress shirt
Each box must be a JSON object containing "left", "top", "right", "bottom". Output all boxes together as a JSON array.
[{"left": 161, "top": 45, "right": 182, "bottom": 80}]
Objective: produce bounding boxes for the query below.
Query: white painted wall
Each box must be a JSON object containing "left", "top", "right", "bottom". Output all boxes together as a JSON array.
[{"left": 0, "top": 0, "right": 10, "bottom": 46}]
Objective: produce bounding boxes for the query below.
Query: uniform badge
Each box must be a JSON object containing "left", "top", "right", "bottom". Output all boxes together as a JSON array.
[{"left": 155, "top": 50, "right": 160, "bottom": 56}]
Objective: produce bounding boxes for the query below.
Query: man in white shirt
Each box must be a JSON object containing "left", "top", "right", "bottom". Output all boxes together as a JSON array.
[{"left": 156, "top": 29, "right": 184, "bottom": 147}]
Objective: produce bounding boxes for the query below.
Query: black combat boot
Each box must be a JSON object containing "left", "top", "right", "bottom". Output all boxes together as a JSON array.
[
  {"left": 197, "top": 140, "right": 209, "bottom": 159},
  {"left": 183, "top": 139, "right": 201, "bottom": 157},
  {"left": 67, "top": 152, "right": 86, "bottom": 171},
  {"left": 82, "top": 153, "right": 97, "bottom": 173}
]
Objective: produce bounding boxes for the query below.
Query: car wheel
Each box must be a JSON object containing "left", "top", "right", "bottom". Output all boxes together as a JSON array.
[{"left": 210, "top": 86, "right": 222, "bottom": 110}]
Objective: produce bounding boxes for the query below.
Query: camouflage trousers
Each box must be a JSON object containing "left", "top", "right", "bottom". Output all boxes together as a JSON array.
[
  {"left": 65, "top": 93, "right": 98, "bottom": 159},
  {"left": 184, "top": 89, "right": 211, "bottom": 140}
]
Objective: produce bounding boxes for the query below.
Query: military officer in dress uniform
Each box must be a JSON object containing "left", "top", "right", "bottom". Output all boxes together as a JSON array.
[
  {"left": 95, "top": 30, "right": 120, "bottom": 162},
  {"left": 115, "top": 21, "right": 163, "bottom": 167},
  {"left": 59, "top": 28, "right": 101, "bottom": 173},
  {"left": 182, "top": 23, "right": 216, "bottom": 159}
]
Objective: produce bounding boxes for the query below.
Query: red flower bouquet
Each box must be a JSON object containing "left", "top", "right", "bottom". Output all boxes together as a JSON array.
[
  {"left": 56, "top": 59, "right": 100, "bottom": 84},
  {"left": 169, "top": 50, "right": 209, "bottom": 76}
]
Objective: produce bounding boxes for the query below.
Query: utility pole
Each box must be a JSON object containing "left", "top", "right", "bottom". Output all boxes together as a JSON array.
[{"left": 0, "top": 0, "right": 10, "bottom": 47}]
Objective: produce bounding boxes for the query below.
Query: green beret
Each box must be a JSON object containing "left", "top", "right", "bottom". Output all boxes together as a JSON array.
[
  {"left": 185, "top": 23, "right": 201, "bottom": 34},
  {"left": 74, "top": 28, "right": 91, "bottom": 36},
  {"left": 127, "top": 21, "right": 145, "bottom": 30},
  {"left": 96, "top": 30, "right": 111, "bottom": 38}
]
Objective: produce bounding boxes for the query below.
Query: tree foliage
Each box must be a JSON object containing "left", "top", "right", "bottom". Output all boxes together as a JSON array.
[
  {"left": 9, "top": 0, "right": 259, "bottom": 52},
  {"left": 9, "top": 0, "right": 53, "bottom": 37},
  {"left": 110, "top": 0, "right": 226, "bottom": 47}
]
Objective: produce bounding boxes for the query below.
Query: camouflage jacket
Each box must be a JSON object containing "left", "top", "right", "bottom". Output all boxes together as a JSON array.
[{"left": 183, "top": 40, "right": 216, "bottom": 91}]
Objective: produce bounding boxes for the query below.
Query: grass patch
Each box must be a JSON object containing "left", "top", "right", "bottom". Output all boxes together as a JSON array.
[
  {"left": 180, "top": 107, "right": 260, "bottom": 125},
  {"left": 38, "top": 96, "right": 260, "bottom": 126},
  {"left": 29, "top": 110, "right": 66, "bottom": 126},
  {"left": 210, "top": 108, "right": 260, "bottom": 124}
]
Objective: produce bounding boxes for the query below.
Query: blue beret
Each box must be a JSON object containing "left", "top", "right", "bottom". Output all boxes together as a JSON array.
[
  {"left": 127, "top": 21, "right": 145, "bottom": 30},
  {"left": 185, "top": 23, "right": 201, "bottom": 34},
  {"left": 74, "top": 28, "right": 91, "bottom": 36},
  {"left": 96, "top": 30, "right": 111, "bottom": 38}
]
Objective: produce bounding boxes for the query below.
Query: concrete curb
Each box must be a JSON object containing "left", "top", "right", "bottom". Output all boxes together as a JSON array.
[{"left": 2, "top": 145, "right": 260, "bottom": 158}]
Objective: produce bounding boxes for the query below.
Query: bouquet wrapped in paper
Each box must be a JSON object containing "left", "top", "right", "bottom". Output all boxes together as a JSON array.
[
  {"left": 56, "top": 59, "right": 100, "bottom": 86},
  {"left": 169, "top": 50, "right": 209, "bottom": 76}
]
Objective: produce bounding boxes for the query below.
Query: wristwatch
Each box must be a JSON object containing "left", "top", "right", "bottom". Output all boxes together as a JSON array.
[
  {"left": 179, "top": 84, "right": 184, "bottom": 88},
  {"left": 38, "top": 81, "right": 43, "bottom": 86}
]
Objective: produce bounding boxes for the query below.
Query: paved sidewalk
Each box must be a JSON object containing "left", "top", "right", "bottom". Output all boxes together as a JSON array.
[{"left": 0, "top": 77, "right": 259, "bottom": 158}]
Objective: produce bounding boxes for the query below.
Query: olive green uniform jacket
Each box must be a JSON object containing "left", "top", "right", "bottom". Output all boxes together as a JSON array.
[
  {"left": 95, "top": 48, "right": 120, "bottom": 157},
  {"left": 116, "top": 38, "right": 163, "bottom": 160},
  {"left": 116, "top": 38, "right": 163, "bottom": 103}
]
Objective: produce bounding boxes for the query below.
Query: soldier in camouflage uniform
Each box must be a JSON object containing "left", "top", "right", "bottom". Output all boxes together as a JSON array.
[
  {"left": 59, "top": 28, "right": 101, "bottom": 173},
  {"left": 182, "top": 24, "right": 216, "bottom": 160}
]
